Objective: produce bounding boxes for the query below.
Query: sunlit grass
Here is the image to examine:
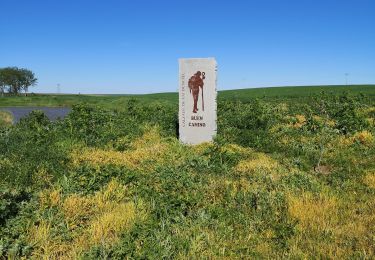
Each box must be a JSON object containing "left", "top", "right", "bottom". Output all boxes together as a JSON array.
[
  {"left": 235, "top": 152, "right": 279, "bottom": 175},
  {"left": 70, "top": 127, "right": 169, "bottom": 171},
  {"left": 0, "top": 110, "right": 13, "bottom": 126},
  {"left": 364, "top": 171, "right": 375, "bottom": 189},
  {"left": 287, "top": 191, "right": 375, "bottom": 258},
  {"left": 353, "top": 130, "right": 374, "bottom": 146},
  {"left": 28, "top": 179, "right": 144, "bottom": 259},
  {"left": 336, "top": 130, "right": 374, "bottom": 147},
  {"left": 288, "top": 192, "right": 338, "bottom": 232}
]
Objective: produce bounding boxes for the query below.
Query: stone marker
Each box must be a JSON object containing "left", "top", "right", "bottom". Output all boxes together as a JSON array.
[{"left": 179, "top": 58, "right": 217, "bottom": 145}]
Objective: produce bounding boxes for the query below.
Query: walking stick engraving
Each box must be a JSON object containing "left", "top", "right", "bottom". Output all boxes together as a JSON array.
[{"left": 202, "top": 72, "right": 205, "bottom": 111}]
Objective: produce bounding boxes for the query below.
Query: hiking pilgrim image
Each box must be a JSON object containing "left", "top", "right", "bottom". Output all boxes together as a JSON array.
[{"left": 179, "top": 58, "right": 217, "bottom": 145}]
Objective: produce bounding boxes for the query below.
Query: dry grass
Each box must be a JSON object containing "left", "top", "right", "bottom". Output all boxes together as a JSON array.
[
  {"left": 294, "top": 114, "right": 306, "bottom": 128},
  {"left": 190, "top": 142, "right": 215, "bottom": 155},
  {"left": 27, "top": 220, "right": 70, "bottom": 259},
  {"left": 288, "top": 192, "right": 339, "bottom": 232},
  {"left": 71, "top": 127, "right": 169, "bottom": 171},
  {"left": 287, "top": 192, "right": 340, "bottom": 258},
  {"left": 39, "top": 188, "right": 61, "bottom": 209},
  {"left": 0, "top": 110, "right": 13, "bottom": 126},
  {"left": 280, "top": 114, "right": 307, "bottom": 129},
  {"left": 352, "top": 130, "right": 374, "bottom": 146},
  {"left": 28, "top": 179, "right": 142, "bottom": 259},
  {"left": 363, "top": 171, "right": 375, "bottom": 189},
  {"left": 89, "top": 202, "right": 135, "bottom": 245},
  {"left": 337, "top": 130, "right": 374, "bottom": 147},
  {"left": 235, "top": 152, "right": 279, "bottom": 175},
  {"left": 219, "top": 143, "right": 253, "bottom": 157},
  {"left": 70, "top": 126, "right": 204, "bottom": 174},
  {"left": 287, "top": 191, "right": 375, "bottom": 258}
]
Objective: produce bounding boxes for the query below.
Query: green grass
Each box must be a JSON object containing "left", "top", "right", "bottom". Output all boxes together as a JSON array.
[
  {"left": 0, "top": 84, "right": 374, "bottom": 258},
  {"left": 0, "top": 93, "right": 178, "bottom": 108},
  {"left": 220, "top": 84, "right": 375, "bottom": 101},
  {"left": 0, "top": 85, "right": 374, "bottom": 108}
]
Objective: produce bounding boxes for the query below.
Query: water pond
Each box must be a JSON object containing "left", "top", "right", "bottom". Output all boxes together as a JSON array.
[{"left": 0, "top": 107, "right": 71, "bottom": 123}]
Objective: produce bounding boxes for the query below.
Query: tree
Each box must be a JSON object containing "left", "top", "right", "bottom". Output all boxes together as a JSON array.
[
  {"left": 0, "top": 74, "right": 5, "bottom": 96},
  {"left": 0, "top": 67, "right": 37, "bottom": 95},
  {"left": 18, "top": 68, "right": 37, "bottom": 93},
  {"left": 0, "top": 68, "right": 13, "bottom": 96}
]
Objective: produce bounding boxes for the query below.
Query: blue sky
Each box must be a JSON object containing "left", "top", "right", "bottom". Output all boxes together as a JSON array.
[{"left": 1, "top": 0, "right": 374, "bottom": 94}]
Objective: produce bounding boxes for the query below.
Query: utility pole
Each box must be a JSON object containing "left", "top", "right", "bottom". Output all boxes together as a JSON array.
[{"left": 57, "top": 83, "right": 61, "bottom": 94}]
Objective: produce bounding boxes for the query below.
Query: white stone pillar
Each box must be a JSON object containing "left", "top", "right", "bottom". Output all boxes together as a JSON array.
[{"left": 179, "top": 58, "right": 217, "bottom": 145}]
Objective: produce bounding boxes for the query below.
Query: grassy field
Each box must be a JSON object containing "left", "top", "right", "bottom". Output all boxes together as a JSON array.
[
  {"left": 0, "top": 84, "right": 374, "bottom": 108},
  {"left": 0, "top": 84, "right": 374, "bottom": 259},
  {"left": 220, "top": 84, "right": 375, "bottom": 101}
]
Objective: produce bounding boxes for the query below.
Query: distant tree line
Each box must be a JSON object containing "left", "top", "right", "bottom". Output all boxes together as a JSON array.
[{"left": 0, "top": 67, "right": 37, "bottom": 96}]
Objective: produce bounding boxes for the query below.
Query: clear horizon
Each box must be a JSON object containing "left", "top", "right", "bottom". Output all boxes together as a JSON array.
[
  {"left": 34, "top": 84, "right": 375, "bottom": 95},
  {"left": 1, "top": 0, "right": 374, "bottom": 94}
]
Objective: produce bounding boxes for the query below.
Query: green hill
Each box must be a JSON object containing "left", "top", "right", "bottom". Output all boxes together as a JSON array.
[{"left": 0, "top": 84, "right": 374, "bottom": 108}]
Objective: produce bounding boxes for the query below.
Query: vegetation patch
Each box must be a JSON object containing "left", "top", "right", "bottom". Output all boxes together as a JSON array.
[
  {"left": 235, "top": 152, "right": 279, "bottom": 175},
  {"left": 363, "top": 171, "right": 375, "bottom": 189},
  {"left": 0, "top": 110, "right": 13, "bottom": 126},
  {"left": 70, "top": 127, "right": 187, "bottom": 172},
  {"left": 28, "top": 179, "right": 145, "bottom": 259},
  {"left": 0, "top": 89, "right": 374, "bottom": 258}
]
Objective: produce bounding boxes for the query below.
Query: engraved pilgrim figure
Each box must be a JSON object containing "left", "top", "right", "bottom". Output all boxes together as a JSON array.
[{"left": 188, "top": 71, "right": 205, "bottom": 113}]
